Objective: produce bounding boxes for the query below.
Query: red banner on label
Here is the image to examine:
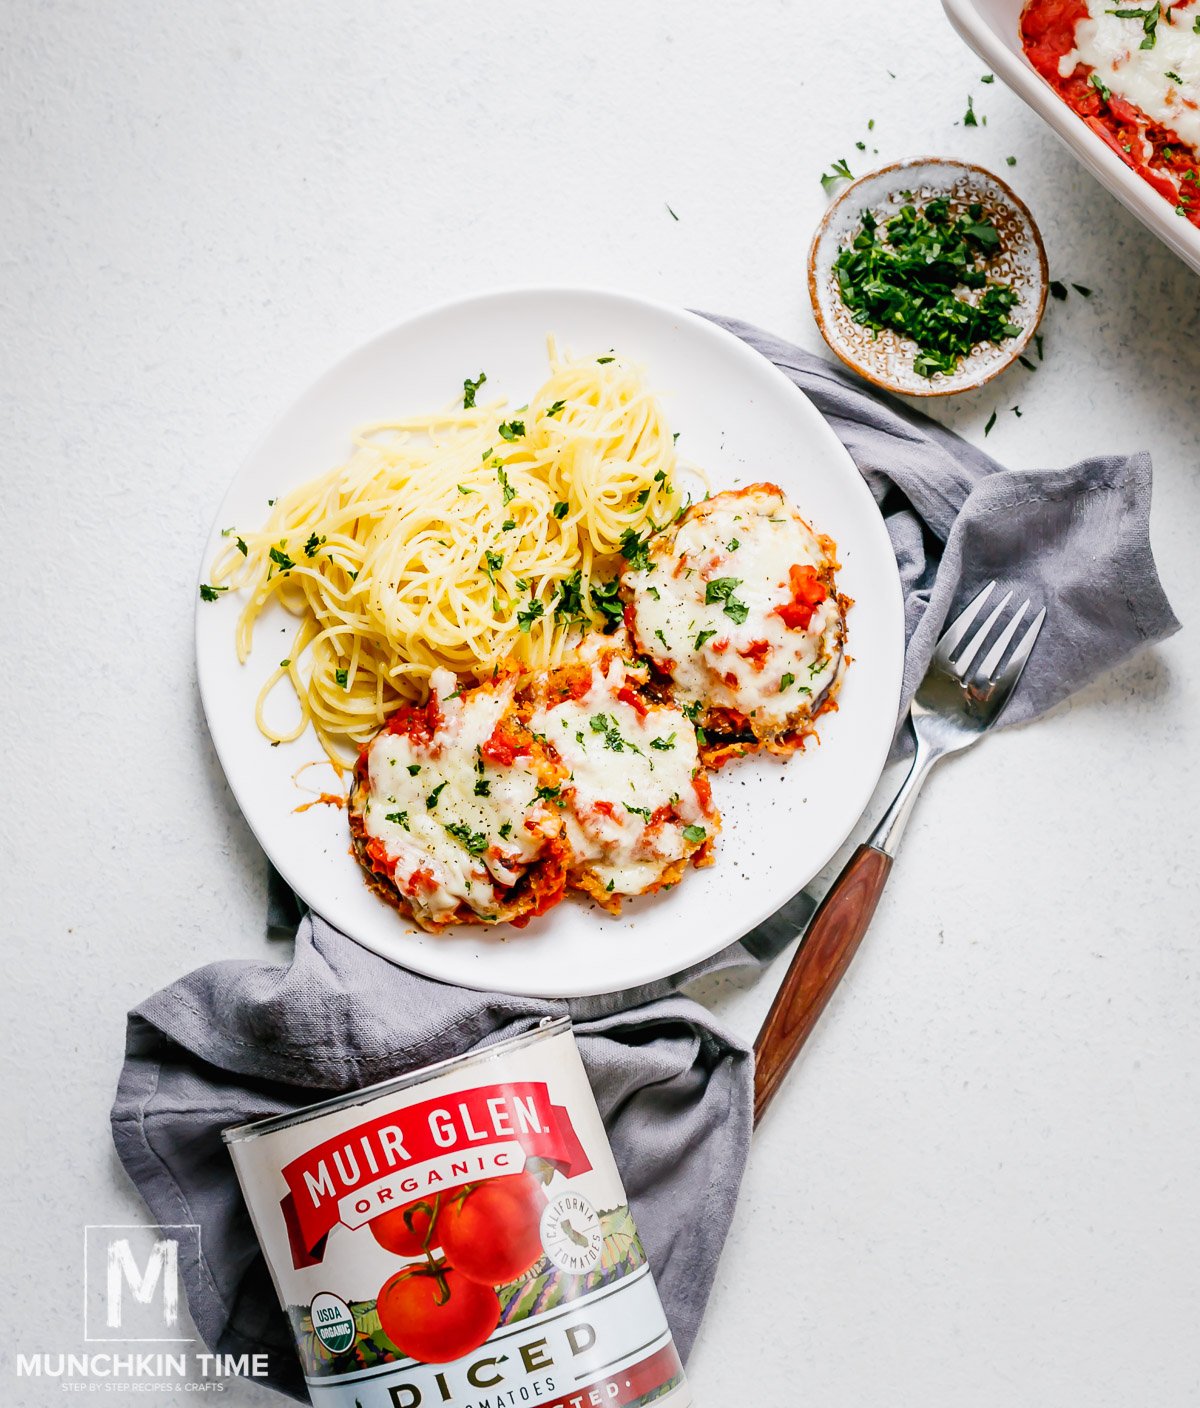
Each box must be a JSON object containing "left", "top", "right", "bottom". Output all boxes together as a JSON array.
[
  {"left": 538, "top": 1343, "right": 684, "bottom": 1408},
  {"left": 277, "top": 1081, "right": 590, "bottom": 1263}
]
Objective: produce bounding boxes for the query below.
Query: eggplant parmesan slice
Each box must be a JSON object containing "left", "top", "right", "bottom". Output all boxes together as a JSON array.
[
  {"left": 620, "top": 483, "right": 849, "bottom": 765},
  {"left": 528, "top": 652, "right": 719, "bottom": 913},
  {"left": 349, "top": 668, "right": 569, "bottom": 932}
]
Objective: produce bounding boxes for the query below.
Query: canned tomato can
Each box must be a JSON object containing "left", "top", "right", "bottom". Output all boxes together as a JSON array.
[{"left": 223, "top": 1017, "right": 692, "bottom": 1407}]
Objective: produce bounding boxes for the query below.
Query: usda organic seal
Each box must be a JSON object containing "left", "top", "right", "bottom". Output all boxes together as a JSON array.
[{"left": 309, "top": 1292, "right": 355, "bottom": 1355}]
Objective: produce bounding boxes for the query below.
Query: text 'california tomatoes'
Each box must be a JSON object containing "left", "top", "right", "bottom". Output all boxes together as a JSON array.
[
  {"left": 437, "top": 1173, "right": 547, "bottom": 1286},
  {"left": 375, "top": 1265, "right": 500, "bottom": 1365}
]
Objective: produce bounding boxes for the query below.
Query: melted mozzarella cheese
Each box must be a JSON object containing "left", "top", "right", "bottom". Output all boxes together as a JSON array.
[
  {"left": 625, "top": 487, "right": 841, "bottom": 731},
  {"left": 1060, "top": 0, "right": 1200, "bottom": 151},
  {"left": 361, "top": 669, "right": 553, "bottom": 921},
  {"left": 532, "top": 658, "right": 710, "bottom": 895}
]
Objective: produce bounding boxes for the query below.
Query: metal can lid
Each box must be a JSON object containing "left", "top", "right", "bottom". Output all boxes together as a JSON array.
[{"left": 221, "top": 1014, "right": 572, "bottom": 1145}]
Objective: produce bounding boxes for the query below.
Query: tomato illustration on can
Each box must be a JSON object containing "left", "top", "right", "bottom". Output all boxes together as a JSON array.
[{"left": 224, "top": 1018, "right": 691, "bottom": 1407}]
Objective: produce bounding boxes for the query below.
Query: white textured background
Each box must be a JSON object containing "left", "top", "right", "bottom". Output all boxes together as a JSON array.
[{"left": 2, "top": 1, "right": 1198, "bottom": 1405}]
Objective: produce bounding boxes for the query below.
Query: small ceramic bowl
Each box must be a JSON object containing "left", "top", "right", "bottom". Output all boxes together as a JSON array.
[{"left": 808, "top": 157, "right": 1048, "bottom": 398}]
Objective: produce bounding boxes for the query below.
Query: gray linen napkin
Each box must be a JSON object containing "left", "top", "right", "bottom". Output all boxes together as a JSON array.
[{"left": 111, "top": 316, "right": 1179, "bottom": 1403}]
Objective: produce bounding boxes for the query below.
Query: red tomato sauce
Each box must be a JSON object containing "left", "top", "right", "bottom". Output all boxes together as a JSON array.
[
  {"left": 480, "top": 718, "right": 530, "bottom": 766},
  {"left": 774, "top": 563, "right": 829, "bottom": 632},
  {"left": 384, "top": 694, "right": 444, "bottom": 747},
  {"left": 1020, "top": 0, "right": 1200, "bottom": 227}
]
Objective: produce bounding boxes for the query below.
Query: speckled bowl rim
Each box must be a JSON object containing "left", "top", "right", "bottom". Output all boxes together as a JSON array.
[{"left": 807, "top": 156, "right": 1050, "bottom": 399}]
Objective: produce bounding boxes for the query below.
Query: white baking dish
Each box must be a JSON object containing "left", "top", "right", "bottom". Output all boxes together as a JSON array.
[{"left": 941, "top": 0, "right": 1200, "bottom": 276}]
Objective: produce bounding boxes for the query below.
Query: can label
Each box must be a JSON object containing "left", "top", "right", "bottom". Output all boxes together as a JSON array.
[{"left": 226, "top": 1022, "right": 691, "bottom": 1408}]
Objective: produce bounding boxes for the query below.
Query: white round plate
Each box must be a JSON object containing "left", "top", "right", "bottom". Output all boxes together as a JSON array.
[{"left": 196, "top": 287, "right": 904, "bottom": 998}]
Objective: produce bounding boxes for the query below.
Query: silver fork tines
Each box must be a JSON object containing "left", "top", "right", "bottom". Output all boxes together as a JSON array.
[
  {"left": 954, "top": 589, "right": 1014, "bottom": 677},
  {"left": 873, "top": 581, "right": 1047, "bottom": 856}
]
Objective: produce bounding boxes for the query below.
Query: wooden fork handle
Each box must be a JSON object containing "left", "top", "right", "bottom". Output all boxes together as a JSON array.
[{"left": 753, "top": 843, "right": 893, "bottom": 1124}]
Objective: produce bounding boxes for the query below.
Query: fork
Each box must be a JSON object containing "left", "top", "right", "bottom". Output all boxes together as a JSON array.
[{"left": 753, "top": 581, "right": 1046, "bottom": 1125}]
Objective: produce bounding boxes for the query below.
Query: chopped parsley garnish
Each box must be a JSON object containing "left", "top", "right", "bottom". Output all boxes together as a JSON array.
[
  {"left": 552, "top": 501, "right": 570, "bottom": 519},
  {"left": 981, "top": 72, "right": 994, "bottom": 83},
  {"left": 682, "top": 824, "right": 707, "bottom": 844},
  {"left": 650, "top": 734, "right": 676, "bottom": 750},
  {"left": 833, "top": 200, "right": 1022, "bottom": 379},
  {"left": 457, "top": 484, "right": 475, "bottom": 495},
  {"left": 407, "top": 763, "right": 421, "bottom": 775},
  {"left": 499, "top": 821, "right": 513, "bottom": 839},
  {"left": 234, "top": 535, "right": 248, "bottom": 556},
  {"left": 705, "top": 576, "right": 749, "bottom": 625},
  {"left": 597, "top": 355, "right": 615, "bottom": 364},
  {"left": 501, "top": 518, "right": 516, "bottom": 531},
  {"left": 619, "top": 527, "right": 653, "bottom": 571},
  {"left": 385, "top": 811, "right": 410, "bottom": 830},
  {"left": 497, "top": 467, "right": 516, "bottom": 505},
  {"left": 964, "top": 95, "right": 979, "bottom": 127},
  {"left": 984, "top": 409, "right": 997, "bottom": 436},
  {"left": 463, "top": 371, "right": 487, "bottom": 408},
  {"left": 268, "top": 543, "right": 295, "bottom": 573},
  {"left": 1088, "top": 72, "right": 1112, "bottom": 101},
  {"left": 304, "top": 532, "right": 326, "bottom": 557},
  {"left": 498, "top": 419, "right": 525, "bottom": 441},
  {"left": 727, "top": 537, "right": 740, "bottom": 551},
  {"left": 553, "top": 570, "right": 588, "bottom": 625},
  {"left": 517, "top": 596, "right": 544, "bottom": 632},
  {"left": 1049, "top": 279, "right": 1068, "bottom": 300},
  {"left": 589, "top": 712, "right": 628, "bottom": 752},
  {"left": 780, "top": 673, "right": 795, "bottom": 691},
  {"left": 445, "top": 822, "right": 488, "bottom": 855},
  {"left": 485, "top": 549, "right": 504, "bottom": 574},
  {"left": 199, "top": 583, "right": 227, "bottom": 601},
  {"left": 666, "top": 202, "right": 679, "bottom": 220},
  {"left": 426, "top": 781, "right": 448, "bottom": 809},
  {"left": 335, "top": 668, "right": 349, "bottom": 689},
  {"left": 1019, "top": 354, "right": 1037, "bottom": 371},
  {"left": 590, "top": 579, "right": 624, "bottom": 633},
  {"left": 654, "top": 628, "right": 669, "bottom": 650},
  {"left": 1106, "top": 5, "right": 1159, "bottom": 49},
  {"left": 1167, "top": 69, "right": 1182, "bottom": 82},
  {"left": 474, "top": 778, "right": 491, "bottom": 797},
  {"left": 535, "top": 783, "right": 565, "bottom": 806},
  {"left": 1006, "top": 155, "right": 1017, "bottom": 167},
  {"left": 624, "top": 803, "right": 652, "bottom": 822},
  {"left": 1195, "top": 12, "right": 1200, "bottom": 31},
  {"left": 695, "top": 628, "right": 717, "bottom": 649},
  {"left": 546, "top": 399, "right": 566, "bottom": 418},
  {"left": 681, "top": 698, "right": 708, "bottom": 743},
  {"left": 635, "top": 488, "right": 651, "bottom": 506},
  {"left": 820, "top": 157, "right": 854, "bottom": 195}
]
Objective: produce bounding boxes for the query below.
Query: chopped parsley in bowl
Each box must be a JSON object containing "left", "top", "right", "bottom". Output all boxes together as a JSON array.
[
  {"left": 834, "top": 198, "right": 1022, "bottom": 379},
  {"left": 807, "top": 158, "right": 1047, "bottom": 398}
]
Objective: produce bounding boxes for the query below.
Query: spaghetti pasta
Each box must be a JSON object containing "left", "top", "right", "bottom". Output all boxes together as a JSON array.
[{"left": 210, "top": 341, "right": 685, "bottom": 763}]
